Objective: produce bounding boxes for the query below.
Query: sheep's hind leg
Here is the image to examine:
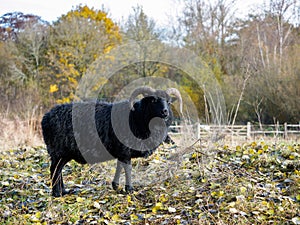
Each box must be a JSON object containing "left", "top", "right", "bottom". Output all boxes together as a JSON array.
[
  {"left": 50, "top": 157, "right": 69, "bottom": 197},
  {"left": 112, "top": 160, "right": 123, "bottom": 191}
]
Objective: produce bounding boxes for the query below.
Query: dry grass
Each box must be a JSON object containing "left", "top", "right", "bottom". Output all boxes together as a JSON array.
[{"left": 0, "top": 115, "right": 44, "bottom": 151}]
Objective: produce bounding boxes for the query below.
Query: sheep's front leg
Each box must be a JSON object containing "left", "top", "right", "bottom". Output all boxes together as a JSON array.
[
  {"left": 123, "top": 162, "right": 133, "bottom": 193},
  {"left": 112, "top": 160, "right": 133, "bottom": 193},
  {"left": 50, "top": 157, "right": 69, "bottom": 197},
  {"left": 112, "top": 160, "right": 123, "bottom": 190}
]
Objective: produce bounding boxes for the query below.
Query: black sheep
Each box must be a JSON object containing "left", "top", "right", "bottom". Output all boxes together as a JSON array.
[{"left": 41, "top": 87, "right": 182, "bottom": 197}]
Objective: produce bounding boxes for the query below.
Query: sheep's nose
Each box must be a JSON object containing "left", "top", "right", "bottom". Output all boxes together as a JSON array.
[{"left": 161, "top": 108, "right": 169, "bottom": 118}]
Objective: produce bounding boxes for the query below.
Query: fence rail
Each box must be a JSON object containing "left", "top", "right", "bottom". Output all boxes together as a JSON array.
[{"left": 169, "top": 122, "right": 300, "bottom": 139}]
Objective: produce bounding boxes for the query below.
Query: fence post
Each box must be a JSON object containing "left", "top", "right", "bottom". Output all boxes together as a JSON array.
[
  {"left": 276, "top": 121, "right": 279, "bottom": 137},
  {"left": 247, "top": 122, "right": 251, "bottom": 139},
  {"left": 284, "top": 122, "right": 288, "bottom": 139}
]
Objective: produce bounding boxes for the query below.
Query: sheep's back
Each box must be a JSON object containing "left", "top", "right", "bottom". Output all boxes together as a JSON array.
[{"left": 41, "top": 102, "right": 123, "bottom": 163}]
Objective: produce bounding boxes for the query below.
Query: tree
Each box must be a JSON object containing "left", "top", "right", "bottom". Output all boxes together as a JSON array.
[
  {"left": 121, "top": 5, "right": 162, "bottom": 78},
  {"left": 46, "top": 5, "right": 121, "bottom": 103},
  {"left": 0, "top": 41, "right": 14, "bottom": 109},
  {"left": 223, "top": 0, "right": 300, "bottom": 123},
  {"left": 123, "top": 5, "right": 161, "bottom": 41},
  {"left": 177, "top": 0, "right": 236, "bottom": 63},
  {"left": 168, "top": 0, "right": 238, "bottom": 122},
  {"left": 0, "top": 12, "right": 48, "bottom": 41},
  {"left": 98, "top": 6, "right": 166, "bottom": 100},
  {"left": 0, "top": 12, "right": 49, "bottom": 84},
  {"left": 0, "top": 12, "right": 49, "bottom": 114}
]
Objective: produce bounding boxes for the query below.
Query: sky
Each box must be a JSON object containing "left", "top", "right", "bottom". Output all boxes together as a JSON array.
[{"left": 0, "top": 0, "right": 262, "bottom": 25}]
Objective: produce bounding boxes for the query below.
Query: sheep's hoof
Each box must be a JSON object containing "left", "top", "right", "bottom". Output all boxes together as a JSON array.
[
  {"left": 125, "top": 185, "right": 134, "bottom": 193},
  {"left": 112, "top": 182, "right": 119, "bottom": 191},
  {"left": 52, "top": 192, "right": 61, "bottom": 197},
  {"left": 52, "top": 189, "right": 70, "bottom": 197}
]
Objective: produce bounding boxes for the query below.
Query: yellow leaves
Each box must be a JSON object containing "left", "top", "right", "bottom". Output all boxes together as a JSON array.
[
  {"left": 191, "top": 152, "right": 198, "bottom": 159},
  {"left": 49, "top": 84, "right": 58, "bottom": 93},
  {"left": 56, "top": 97, "right": 71, "bottom": 104},
  {"left": 104, "top": 54, "right": 115, "bottom": 61},
  {"left": 257, "top": 149, "right": 264, "bottom": 155},
  {"left": 261, "top": 200, "right": 268, "bottom": 206},
  {"left": 127, "top": 195, "right": 133, "bottom": 205},
  {"left": 242, "top": 147, "right": 256, "bottom": 156},
  {"left": 47, "top": 5, "right": 121, "bottom": 105},
  {"left": 59, "top": 57, "right": 67, "bottom": 65},
  {"left": 259, "top": 200, "right": 276, "bottom": 216},
  {"left": 76, "top": 197, "right": 85, "bottom": 203},
  {"left": 68, "top": 76, "right": 78, "bottom": 85},
  {"left": 289, "top": 154, "right": 296, "bottom": 160},
  {"left": 28, "top": 211, "right": 47, "bottom": 224},
  {"left": 130, "top": 214, "right": 139, "bottom": 221},
  {"left": 251, "top": 141, "right": 257, "bottom": 148},
  {"left": 66, "top": 5, "right": 106, "bottom": 22},
  {"left": 63, "top": 5, "right": 121, "bottom": 41},
  {"left": 249, "top": 148, "right": 256, "bottom": 155},
  {"left": 159, "top": 194, "right": 168, "bottom": 203},
  {"left": 152, "top": 202, "right": 164, "bottom": 213},
  {"left": 266, "top": 209, "right": 275, "bottom": 215},
  {"left": 240, "top": 186, "right": 247, "bottom": 194},
  {"left": 111, "top": 214, "right": 120, "bottom": 222},
  {"left": 104, "top": 45, "right": 113, "bottom": 54},
  {"left": 35, "top": 211, "right": 42, "bottom": 219},
  {"left": 263, "top": 144, "right": 269, "bottom": 151},
  {"left": 211, "top": 190, "right": 225, "bottom": 198}
]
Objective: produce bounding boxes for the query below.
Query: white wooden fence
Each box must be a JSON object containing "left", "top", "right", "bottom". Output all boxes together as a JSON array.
[{"left": 169, "top": 122, "right": 300, "bottom": 139}]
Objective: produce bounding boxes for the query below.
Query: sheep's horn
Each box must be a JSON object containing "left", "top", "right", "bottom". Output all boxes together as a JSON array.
[
  {"left": 166, "top": 88, "right": 183, "bottom": 114},
  {"left": 129, "top": 86, "right": 156, "bottom": 110}
]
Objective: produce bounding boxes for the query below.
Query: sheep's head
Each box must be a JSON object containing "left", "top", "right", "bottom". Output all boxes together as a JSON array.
[{"left": 129, "top": 86, "right": 183, "bottom": 119}]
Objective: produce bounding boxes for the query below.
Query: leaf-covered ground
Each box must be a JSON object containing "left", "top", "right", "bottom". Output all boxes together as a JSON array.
[{"left": 0, "top": 141, "right": 299, "bottom": 224}]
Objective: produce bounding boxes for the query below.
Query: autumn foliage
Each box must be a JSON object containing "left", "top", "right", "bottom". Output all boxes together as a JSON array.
[
  {"left": 46, "top": 5, "right": 121, "bottom": 103},
  {"left": 0, "top": 1, "right": 299, "bottom": 123}
]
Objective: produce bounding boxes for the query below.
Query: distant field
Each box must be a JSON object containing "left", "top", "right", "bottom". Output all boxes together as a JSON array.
[{"left": 0, "top": 141, "right": 299, "bottom": 224}]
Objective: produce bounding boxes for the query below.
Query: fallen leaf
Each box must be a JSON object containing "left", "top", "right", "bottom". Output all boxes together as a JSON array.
[
  {"left": 229, "top": 208, "right": 238, "bottom": 214},
  {"left": 93, "top": 201, "right": 101, "bottom": 209},
  {"left": 292, "top": 217, "right": 300, "bottom": 225},
  {"left": 152, "top": 202, "right": 163, "bottom": 213},
  {"left": 168, "top": 207, "right": 176, "bottom": 213}
]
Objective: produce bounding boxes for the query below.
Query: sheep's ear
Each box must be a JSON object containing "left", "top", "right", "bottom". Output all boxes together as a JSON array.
[
  {"left": 129, "top": 101, "right": 135, "bottom": 111},
  {"left": 130, "top": 101, "right": 138, "bottom": 111}
]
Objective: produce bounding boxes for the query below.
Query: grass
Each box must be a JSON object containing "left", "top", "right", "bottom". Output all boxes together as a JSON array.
[
  {"left": 0, "top": 115, "right": 43, "bottom": 151},
  {"left": 0, "top": 139, "right": 299, "bottom": 224}
]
